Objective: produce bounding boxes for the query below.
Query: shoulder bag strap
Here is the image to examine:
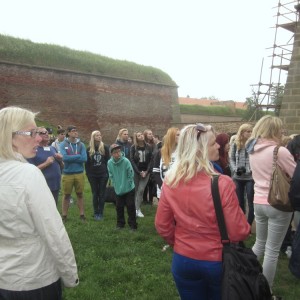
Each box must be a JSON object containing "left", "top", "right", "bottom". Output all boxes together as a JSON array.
[
  {"left": 272, "top": 146, "right": 279, "bottom": 171},
  {"left": 211, "top": 175, "right": 230, "bottom": 243}
]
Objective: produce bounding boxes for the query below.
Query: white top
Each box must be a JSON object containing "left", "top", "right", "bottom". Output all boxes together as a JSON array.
[{"left": 0, "top": 158, "right": 78, "bottom": 291}]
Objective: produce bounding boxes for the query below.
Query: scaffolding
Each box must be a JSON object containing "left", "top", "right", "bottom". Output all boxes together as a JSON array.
[{"left": 249, "top": 0, "right": 299, "bottom": 121}]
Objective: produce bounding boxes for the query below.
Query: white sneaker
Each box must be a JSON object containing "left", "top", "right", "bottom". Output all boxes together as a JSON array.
[
  {"left": 136, "top": 209, "right": 144, "bottom": 218},
  {"left": 285, "top": 246, "right": 292, "bottom": 259}
]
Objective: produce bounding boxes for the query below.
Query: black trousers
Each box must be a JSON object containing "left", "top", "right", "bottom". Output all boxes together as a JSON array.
[
  {"left": 116, "top": 189, "right": 137, "bottom": 229},
  {"left": 0, "top": 279, "right": 62, "bottom": 300}
]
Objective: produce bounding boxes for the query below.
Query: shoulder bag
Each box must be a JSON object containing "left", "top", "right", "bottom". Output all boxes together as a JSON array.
[
  {"left": 211, "top": 175, "right": 272, "bottom": 300},
  {"left": 268, "top": 146, "right": 293, "bottom": 212}
]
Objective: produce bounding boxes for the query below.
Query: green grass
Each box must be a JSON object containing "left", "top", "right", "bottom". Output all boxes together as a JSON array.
[
  {"left": 59, "top": 180, "right": 299, "bottom": 299},
  {"left": 0, "top": 34, "right": 176, "bottom": 87},
  {"left": 180, "top": 104, "right": 246, "bottom": 117},
  {"left": 60, "top": 181, "right": 179, "bottom": 300}
]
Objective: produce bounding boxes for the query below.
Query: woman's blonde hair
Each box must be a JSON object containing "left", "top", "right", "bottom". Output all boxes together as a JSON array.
[
  {"left": 249, "top": 115, "right": 283, "bottom": 142},
  {"left": 235, "top": 123, "right": 252, "bottom": 150},
  {"left": 116, "top": 128, "right": 128, "bottom": 141},
  {"left": 165, "top": 124, "right": 217, "bottom": 188},
  {"left": 88, "top": 130, "right": 105, "bottom": 157},
  {"left": 132, "top": 131, "right": 144, "bottom": 147},
  {"left": 161, "top": 127, "right": 179, "bottom": 166},
  {"left": 0, "top": 106, "right": 37, "bottom": 160}
]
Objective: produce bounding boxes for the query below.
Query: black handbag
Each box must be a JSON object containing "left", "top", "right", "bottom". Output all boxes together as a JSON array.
[{"left": 211, "top": 175, "right": 272, "bottom": 300}]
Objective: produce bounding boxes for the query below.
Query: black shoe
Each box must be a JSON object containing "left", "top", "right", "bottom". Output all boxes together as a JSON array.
[
  {"left": 62, "top": 215, "right": 67, "bottom": 222},
  {"left": 80, "top": 215, "right": 86, "bottom": 222}
]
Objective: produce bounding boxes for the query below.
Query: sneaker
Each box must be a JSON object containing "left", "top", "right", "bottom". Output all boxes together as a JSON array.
[
  {"left": 285, "top": 246, "right": 292, "bottom": 259},
  {"left": 94, "top": 214, "right": 101, "bottom": 221},
  {"left": 80, "top": 215, "right": 86, "bottom": 222},
  {"left": 62, "top": 215, "right": 67, "bottom": 223},
  {"left": 136, "top": 209, "right": 144, "bottom": 218}
]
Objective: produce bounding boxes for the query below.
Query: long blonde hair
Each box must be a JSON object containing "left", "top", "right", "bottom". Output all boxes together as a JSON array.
[
  {"left": 165, "top": 124, "right": 217, "bottom": 188},
  {"left": 0, "top": 106, "right": 37, "bottom": 161},
  {"left": 88, "top": 130, "right": 105, "bottom": 157},
  {"left": 161, "top": 127, "right": 179, "bottom": 167},
  {"left": 248, "top": 115, "right": 283, "bottom": 143},
  {"left": 235, "top": 123, "right": 252, "bottom": 150},
  {"left": 116, "top": 128, "right": 128, "bottom": 142}
]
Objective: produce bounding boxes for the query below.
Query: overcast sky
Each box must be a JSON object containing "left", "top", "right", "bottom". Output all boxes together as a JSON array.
[{"left": 0, "top": 0, "right": 296, "bottom": 102}]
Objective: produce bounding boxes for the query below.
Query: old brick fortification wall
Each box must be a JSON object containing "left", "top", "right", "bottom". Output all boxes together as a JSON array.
[
  {"left": 280, "top": 10, "right": 300, "bottom": 134},
  {"left": 0, "top": 61, "right": 180, "bottom": 143}
]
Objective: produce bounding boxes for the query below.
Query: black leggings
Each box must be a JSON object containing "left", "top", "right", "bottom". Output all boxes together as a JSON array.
[{"left": 0, "top": 279, "right": 62, "bottom": 300}]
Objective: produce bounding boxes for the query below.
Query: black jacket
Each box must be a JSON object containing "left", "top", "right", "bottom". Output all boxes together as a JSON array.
[
  {"left": 289, "top": 160, "right": 300, "bottom": 211},
  {"left": 130, "top": 143, "right": 153, "bottom": 175}
]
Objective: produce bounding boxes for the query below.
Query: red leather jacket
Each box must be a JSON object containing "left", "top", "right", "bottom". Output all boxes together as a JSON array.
[{"left": 155, "top": 172, "right": 250, "bottom": 261}]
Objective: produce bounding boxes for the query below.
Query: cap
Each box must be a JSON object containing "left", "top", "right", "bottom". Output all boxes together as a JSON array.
[
  {"left": 110, "top": 143, "right": 121, "bottom": 154},
  {"left": 67, "top": 125, "right": 76, "bottom": 132}
]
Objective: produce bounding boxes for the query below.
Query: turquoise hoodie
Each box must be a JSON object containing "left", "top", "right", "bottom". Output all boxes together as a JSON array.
[{"left": 107, "top": 155, "right": 135, "bottom": 196}]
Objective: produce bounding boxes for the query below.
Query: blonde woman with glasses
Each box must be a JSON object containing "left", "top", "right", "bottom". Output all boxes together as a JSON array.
[
  {"left": 155, "top": 123, "right": 250, "bottom": 300},
  {"left": 0, "top": 107, "right": 78, "bottom": 300}
]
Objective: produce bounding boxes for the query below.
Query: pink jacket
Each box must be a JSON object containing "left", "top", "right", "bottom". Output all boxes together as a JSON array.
[
  {"left": 249, "top": 139, "right": 296, "bottom": 205},
  {"left": 155, "top": 172, "right": 250, "bottom": 261}
]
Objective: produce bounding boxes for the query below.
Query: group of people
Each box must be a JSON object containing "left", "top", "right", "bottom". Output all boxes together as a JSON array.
[
  {"left": 22, "top": 118, "right": 179, "bottom": 232},
  {"left": 155, "top": 116, "right": 300, "bottom": 300},
  {"left": 1, "top": 105, "right": 300, "bottom": 300}
]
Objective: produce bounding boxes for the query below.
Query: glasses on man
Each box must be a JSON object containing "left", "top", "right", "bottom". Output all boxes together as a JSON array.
[
  {"left": 196, "top": 123, "right": 207, "bottom": 140},
  {"left": 13, "top": 129, "right": 39, "bottom": 138}
]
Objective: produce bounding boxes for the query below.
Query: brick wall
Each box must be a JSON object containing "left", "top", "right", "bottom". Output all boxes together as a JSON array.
[
  {"left": 280, "top": 14, "right": 300, "bottom": 134},
  {"left": 0, "top": 62, "right": 180, "bottom": 144}
]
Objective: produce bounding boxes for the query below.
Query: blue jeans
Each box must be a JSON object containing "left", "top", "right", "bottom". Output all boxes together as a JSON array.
[
  {"left": 172, "top": 252, "right": 222, "bottom": 300},
  {"left": 88, "top": 175, "right": 108, "bottom": 216},
  {"left": 234, "top": 179, "right": 254, "bottom": 225},
  {"left": 252, "top": 204, "right": 292, "bottom": 288}
]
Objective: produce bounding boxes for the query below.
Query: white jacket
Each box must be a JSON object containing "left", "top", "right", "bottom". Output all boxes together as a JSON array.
[{"left": 0, "top": 158, "right": 79, "bottom": 291}]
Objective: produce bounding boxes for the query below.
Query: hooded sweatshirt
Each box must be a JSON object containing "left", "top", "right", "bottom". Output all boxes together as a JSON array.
[
  {"left": 107, "top": 155, "right": 135, "bottom": 196},
  {"left": 60, "top": 138, "right": 87, "bottom": 174},
  {"left": 248, "top": 138, "right": 296, "bottom": 205}
]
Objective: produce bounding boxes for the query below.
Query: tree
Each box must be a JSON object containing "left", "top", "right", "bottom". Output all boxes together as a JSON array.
[
  {"left": 270, "top": 84, "right": 284, "bottom": 116},
  {"left": 243, "top": 91, "right": 265, "bottom": 121}
]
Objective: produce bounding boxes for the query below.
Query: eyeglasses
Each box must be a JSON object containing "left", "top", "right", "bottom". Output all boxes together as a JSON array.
[
  {"left": 70, "top": 129, "right": 77, "bottom": 132},
  {"left": 195, "top": 123, "right": 207, "bottom": 140},
  {"left": 13, "top": 129, "right": 39, "bottom": 138},
  {"left": 38, "top": 131, "right": 48, "bottom": 135}
]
